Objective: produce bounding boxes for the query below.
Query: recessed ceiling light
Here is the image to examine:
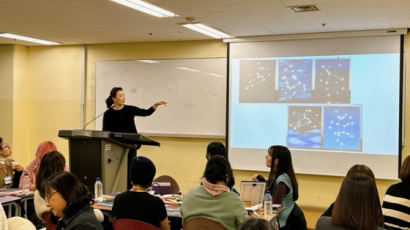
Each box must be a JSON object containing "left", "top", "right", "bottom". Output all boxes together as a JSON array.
[
  {"left": 288, "top": 5, "right": 319, "bottom": 13},
  {"left": 110, "top": 0, "right": 176, "bottom": 17},
  {"left": 0, "top": 33, "right": 59, "bottom": 45}
]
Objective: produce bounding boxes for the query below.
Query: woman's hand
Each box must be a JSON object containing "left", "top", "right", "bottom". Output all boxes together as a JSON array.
[
  {"left": 153, "top": 101, "right": 167, "bottom": 109},
  {"left": 252, "top": 174, "right": 260, "bottom": 181},
  {"left": 12, "top": 163, "right": 24, "bottom": 171}
]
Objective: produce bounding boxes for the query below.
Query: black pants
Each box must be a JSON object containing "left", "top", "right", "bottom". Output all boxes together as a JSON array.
[
  {"left": 127, "top": 148, "right": 137, "bottom": 190},
  {"left": 280, "top": 203, "right": 307, "bottom": 230}
]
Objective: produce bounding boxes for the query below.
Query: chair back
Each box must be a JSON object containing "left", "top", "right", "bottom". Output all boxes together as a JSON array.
[
  {"left": 41, "top": 211, "right": 57, "bottom": 230},
  {"left": 184, "top": 217, "right": 227, "bottom": 230},
  {"left": 8, "top": 216, "right": 36, "bottom": 230},
  {"left": 153, "top": 175, "right": 180, "bottom": 194},
  {"left": 113, "top": 219, "right": 160, "bottom": 230}
]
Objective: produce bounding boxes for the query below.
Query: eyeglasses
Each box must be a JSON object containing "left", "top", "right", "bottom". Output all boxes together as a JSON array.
[{"left": 45, "top": 191, "right": 58, "bottom": 202}]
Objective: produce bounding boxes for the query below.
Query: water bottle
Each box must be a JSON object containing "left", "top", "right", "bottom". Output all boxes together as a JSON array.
[
  {"left": 264, "top": 190, "right": 273, "bottom": 220},
  {"left": 94, "top": 178, "right": 103, "bottom": 201}
]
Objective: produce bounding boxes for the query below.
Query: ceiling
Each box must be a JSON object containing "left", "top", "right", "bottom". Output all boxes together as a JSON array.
[{"left": 1, "top": 0, "right": 410, "bottom": 45}]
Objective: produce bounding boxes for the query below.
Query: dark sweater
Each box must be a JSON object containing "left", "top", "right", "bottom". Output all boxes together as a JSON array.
[
  {"left": 112, "top": 191, "right": 167, "bottom": 227},
  {"left": 102, "top": 105, "right": 155, "bottom": 133},
  {"left": 56, "top": 205, "right": 102, "bottom": 230}
]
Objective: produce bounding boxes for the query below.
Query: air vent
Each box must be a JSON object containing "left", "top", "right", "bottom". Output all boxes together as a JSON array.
[{"left": 288, "top": 5, "right": 319, "bottom": 13}]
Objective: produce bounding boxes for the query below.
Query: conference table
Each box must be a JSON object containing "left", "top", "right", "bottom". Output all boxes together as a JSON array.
[{"left": 0, "top": 189, "right": 34, "bottom": 218}]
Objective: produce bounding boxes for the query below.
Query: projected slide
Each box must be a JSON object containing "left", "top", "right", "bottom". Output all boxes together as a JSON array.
[
  {"left": 229, "top": 35, "right": 401, "bottom": 178},
  {"left": 239, "top": 60, "right": 276, "bottom": 102},
  {"left": 323, "top": 106, "right": 361, "bottom": 151},
  {"left": 314, "top": 59, "right": 351, "bottom": 103},
  {"left": 287, "top": 106, "right": 322, "bottom": 148},
  {"left": 278, "top": 59, "right": 313, "bottom": 102}
]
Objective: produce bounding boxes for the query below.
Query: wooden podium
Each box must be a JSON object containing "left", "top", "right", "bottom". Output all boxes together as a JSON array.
[{"left": 59, "top": 130, "right": 159, "bottom": 194}]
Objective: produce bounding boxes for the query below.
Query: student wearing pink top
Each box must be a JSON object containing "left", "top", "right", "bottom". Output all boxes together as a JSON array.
[{"left": 19, "top": 141, "right": 57, "bottom": 190}]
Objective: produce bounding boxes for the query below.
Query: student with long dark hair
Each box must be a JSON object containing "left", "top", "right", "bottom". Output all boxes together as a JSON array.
[
  {"left": 382, "top": 155, "right": 410, "bottom": 230},
  {"left": 34, "top": 151, "right": 66, "bottom": 228},
  {"left": 253, "top": 145, "right": 306, "bottom": 230},
  {"left": 321, "top": 164, "right": 376, "bottom": 217},
  {"left": 102, "top": 87, "right": 166, "bottom": 189},
  {"left": 43, "top": 171, "right": 102, "bottom": 230},
  {"left": 205, "top": 142, "right": 239, "bottom": 194},
  {"left": 181, "top": 155, "right": 248, "bottom": 230},
  {"left": 316, "top": 174, "right": 385, "bottom": 230}
]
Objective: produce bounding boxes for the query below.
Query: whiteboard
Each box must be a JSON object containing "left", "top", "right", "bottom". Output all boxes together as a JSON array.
[{"left": 95, "top": 58, "right": 226, "bottom": 137}]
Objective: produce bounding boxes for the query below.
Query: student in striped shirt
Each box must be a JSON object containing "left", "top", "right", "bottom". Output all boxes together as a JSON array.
[{"left": 382, "top": 155, "right": 410, "bottom": 230}]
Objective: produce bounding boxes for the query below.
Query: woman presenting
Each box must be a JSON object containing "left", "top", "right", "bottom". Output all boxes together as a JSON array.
[{"left": 102, "top": 87, "right": 166, "bottom": 188}]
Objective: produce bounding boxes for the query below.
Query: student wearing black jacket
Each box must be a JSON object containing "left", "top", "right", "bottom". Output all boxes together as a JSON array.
[{"left": 43, "top": 171, "right": 102, "bottom": 230}]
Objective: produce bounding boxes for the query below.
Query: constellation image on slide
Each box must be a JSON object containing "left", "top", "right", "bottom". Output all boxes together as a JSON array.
[
  {"left": 239, "top": 60, "right": 276, "bottom": 102},
  {"left": 323, "top": 106, "right": 361, "bottom": 151},
  {"left": 278, "top": 59, "right": 312, "bottom": 102},
  {"left": 287, "top": 106, "right": 322, "bottom": 148},
  {"left": 314, "top": 58, "right": 350, "bottom": 103}
]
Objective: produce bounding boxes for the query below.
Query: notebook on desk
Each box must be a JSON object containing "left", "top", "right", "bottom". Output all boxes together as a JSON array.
[{"left": 240, "top": 181, "right": 266, "bottom": 207}]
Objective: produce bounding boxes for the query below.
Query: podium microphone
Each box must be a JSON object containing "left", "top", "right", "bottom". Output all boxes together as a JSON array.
[{"left": 83, "top": 106, "right": 111, "bottom": 129}]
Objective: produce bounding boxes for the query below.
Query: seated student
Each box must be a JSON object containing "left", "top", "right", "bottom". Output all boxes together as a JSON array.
[
  {"left": 20, "top": 141, "right": 57, "bottom": 190},
  {"left": 382, "top": 155, "right": 410, "bottom": 230},
  {"left": 315, "top": 174, "right": 385, "bottom": 230},
  {"left": 181, "top": 155, "right": 248, "bottom": 230},
  {"left": 0, "top": 137, "right": 23, "bottom": 189},
  {"left": 43, "top": 171, "right": 102, "bottom": 230},
  {"left": 206, "top": 142, "right": 239, "bottom": 195},
  {"left": 112, "top": 156, "right": 169, "bottom": 230},
  {"left": 321, "top": 164, "right": 376, "bottom": 217},
  {"left": 206, "top": 142, "right": 228, "bottom": 160},
  {"left": 35, "top": 151, "right": 65, "bottom": 229},
  {"left": 252, "top": 145, "right": 306, "bottom": 230},
  {"left": 238, "top": 218, "right": 276, "bottom": 230}
]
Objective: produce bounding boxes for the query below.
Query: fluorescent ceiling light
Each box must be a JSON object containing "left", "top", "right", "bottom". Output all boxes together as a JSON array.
[
  {"left": 177, "top": 67, "right": 200, "bottom": 72},
  {"left": 288, "top": 5, "right": 319, "bottom": 13},
  {"left": 205, "top": 73, "right": 224, "bottom": 78},
  {"left": 138, "top": 60, "right": 160, "bottom": 63},
  {"left": 0, "top": 33, "right": 59, "bottom": 45},
  {"left": 182, "top": 23, "right": 232, "bottom": 39},
  {"left": 110, "top": 0, "right": 176, "bottom": 17}
]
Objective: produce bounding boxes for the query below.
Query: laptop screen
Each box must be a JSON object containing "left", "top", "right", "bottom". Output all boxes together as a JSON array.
[{"left": 240, "top": 181, "right": 266, "bottom": 206}]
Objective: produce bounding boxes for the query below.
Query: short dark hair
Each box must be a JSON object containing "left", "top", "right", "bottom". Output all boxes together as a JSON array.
[
  {"left": 43, "top": 171, "right": 92, "bottom": 216},
  {"left": 238, "top": 218, "right": 275, "bottom": 230},
  {"left": 0, "top": 137, "right": 3, "bottom": 150},
  {"left": 400, "top": 155, "right": 410, "bottom": 183},
  {"left": 130, "top": 156, "right": 156, "bottom": 188},
  {"left": 36, "top": 151, "right": 66, "bottom": 197},
  {"left": 203, "top": 155, "right": 233, "bottom": 185},
  {"left": 105, "top": 87, "right": 123, "bottom": 108},
  {"left": 332, "top": 174, "right": 383, "bottom": 230},
  {"left": 206, "top": 142, "right": 228, "bottom": 159}
]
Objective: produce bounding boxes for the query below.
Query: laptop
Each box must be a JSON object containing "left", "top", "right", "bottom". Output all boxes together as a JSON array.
[{"left": 240, "top": 181, "right": 266, "bottom": 207}]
